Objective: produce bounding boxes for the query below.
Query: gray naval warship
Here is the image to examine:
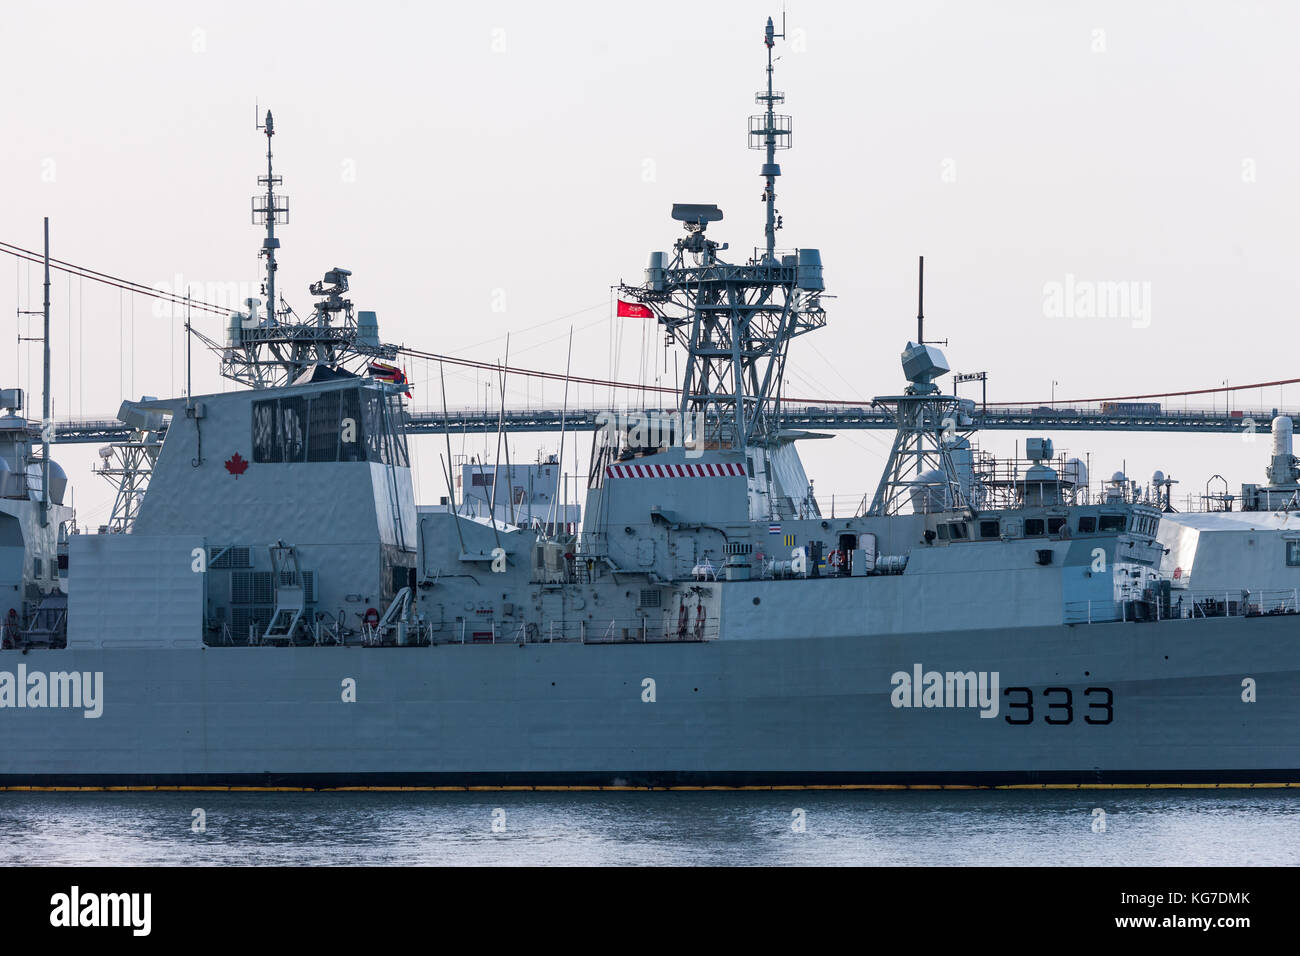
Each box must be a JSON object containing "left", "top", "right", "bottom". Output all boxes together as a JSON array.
[{"left": 3, "top": 17, "right": 1300, "bottom": 790}]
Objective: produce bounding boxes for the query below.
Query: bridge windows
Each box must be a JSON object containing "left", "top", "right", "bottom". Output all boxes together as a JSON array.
[
  {"left": 254, "top": 386, "right": 408, "bottom": 465},
  {"left": 1077, "top": 516, "right": 1097, "bottom": 533},
  {"left": 979, "top": 520, "right": 1000, "bottom": 539},
  {"left": 1098, "top": 514, "right": 1126, "bottom": 533},
  {"left": 307, "top": 391, "right": 342, "bottom": 461},
  {"left": 1024, "top": 518, "right": 1045, "bottom": 536},
  {"left": 1047, "top": 517, "right": 1067, "bottom": 535},
  {"left": 340, "top": 389, "right": 366, "bottom": 462}
]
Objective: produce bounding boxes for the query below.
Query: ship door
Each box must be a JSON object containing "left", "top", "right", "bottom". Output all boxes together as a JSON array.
[{"left": 837, "top": 533, "right": 858, "bottom": 576}]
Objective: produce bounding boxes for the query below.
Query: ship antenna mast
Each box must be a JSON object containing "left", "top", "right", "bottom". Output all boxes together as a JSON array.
[
  {"left": 220, "top": 110, "right": 398, "bottom": 389},
  {"left": 917, "top": 254, "right": 923, "bottom": 344},
  {"left": 759, "top": 13, "right": 786, "bottom": 261},
  {"left": 916, "top": 254, "right": 946, "bottom": 347},
  {"left": 256, "top": 107, "right": 283, "bottom": 318},
  {"left": 616, "top": 13, "right": 824, "bottom": 464}
]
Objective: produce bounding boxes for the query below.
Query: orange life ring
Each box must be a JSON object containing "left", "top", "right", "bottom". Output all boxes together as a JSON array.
[{"left": 363, "top": 607, "right": 380, "bottom": 627}]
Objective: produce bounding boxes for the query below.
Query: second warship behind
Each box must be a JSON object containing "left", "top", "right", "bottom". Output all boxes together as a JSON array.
[{"left": 1, "top": 17, "right": 1299, "bottom": 788}]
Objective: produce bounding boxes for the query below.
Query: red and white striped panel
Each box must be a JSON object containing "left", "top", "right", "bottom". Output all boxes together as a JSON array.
[{"left": 605, "top": 462, "right": 746, "bottom": 479}]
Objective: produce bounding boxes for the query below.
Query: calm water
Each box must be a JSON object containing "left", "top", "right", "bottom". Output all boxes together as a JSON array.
[{"left": 3, "top": 790, "right": 1299, "bottom": 865}]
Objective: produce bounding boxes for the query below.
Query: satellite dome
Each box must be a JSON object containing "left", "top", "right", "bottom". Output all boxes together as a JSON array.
[
  {"left": 23, "top": 460, "right": 68, "bottom": 505},
  {"left": 1061, "top": 458, "right": 1088, "bottom": 487},
  {"left": 47, "top": 460, "right": 67, "bottom": 505},
  {"left": 908, "top": 468, "right": 950, "bottom": 514}
]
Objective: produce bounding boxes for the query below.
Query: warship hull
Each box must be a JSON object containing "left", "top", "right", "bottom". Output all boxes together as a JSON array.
[{"left": 2, "top": 614, "right": 1297, "bottom": 788}]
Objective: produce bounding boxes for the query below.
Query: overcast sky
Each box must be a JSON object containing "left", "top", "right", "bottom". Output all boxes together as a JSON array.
[{"left": 3, "top": 1, "right": 1298, "bottom": 526}]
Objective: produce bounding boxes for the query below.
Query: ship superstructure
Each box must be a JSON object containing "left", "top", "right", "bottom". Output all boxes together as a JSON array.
[{"left": 2, "top": 18, "right": 1300, "bottom": 788}]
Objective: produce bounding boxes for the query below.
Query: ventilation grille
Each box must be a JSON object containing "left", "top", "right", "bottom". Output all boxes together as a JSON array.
[
  {"left": 278, "top": 569, "right": 316, "bottom": 602},
  {"left": 232, "top": 571, "right": 275, "bottom": 606},
  {"left": 210, "top": 546, "right": 253, "bottom": 569},
  {"left": 638, "top": 589, "right": 662, "bottom": 608}
]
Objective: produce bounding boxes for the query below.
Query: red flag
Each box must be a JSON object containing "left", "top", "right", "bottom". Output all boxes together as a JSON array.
[{"left": 617, "top": 299, "right": 654, "bottom": 319}]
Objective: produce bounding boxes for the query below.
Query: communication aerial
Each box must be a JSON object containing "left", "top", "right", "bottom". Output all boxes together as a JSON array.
[
  {"left": 219, "top": 109, "right": 399, "bottom": 389},
  {"left": 618, "top": 15, "right": 826, "bottom": 453}
]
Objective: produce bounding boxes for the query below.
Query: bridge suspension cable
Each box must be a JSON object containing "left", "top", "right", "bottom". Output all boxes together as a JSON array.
[{"left": 3, "top": 238, "right": 1296, "bottom": 409}]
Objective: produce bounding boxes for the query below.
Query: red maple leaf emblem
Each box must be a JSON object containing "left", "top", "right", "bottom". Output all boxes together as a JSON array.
[{"left": 224, "top": 453, "right": 249, "bottom": 478}]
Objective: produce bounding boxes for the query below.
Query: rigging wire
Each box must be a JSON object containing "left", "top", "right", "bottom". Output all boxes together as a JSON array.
[{"left": 3, "top": 239, "right": 1296, "bottom": 411}]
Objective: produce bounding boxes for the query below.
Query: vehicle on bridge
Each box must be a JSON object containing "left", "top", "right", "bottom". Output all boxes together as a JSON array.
[{"left": 1100, "top": 401, "right": 1161, "bottom": 416}]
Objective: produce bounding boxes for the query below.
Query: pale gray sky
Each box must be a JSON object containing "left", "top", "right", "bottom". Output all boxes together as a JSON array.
[{"left": 3, "top": 1, "right": 1298, "bottom": 525}]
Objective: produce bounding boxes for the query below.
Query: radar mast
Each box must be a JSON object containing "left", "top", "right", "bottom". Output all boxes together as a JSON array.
[
  {"left": 619, "top": 14, "right": 825, "bottom": 454},
  {"left": 220, "top": 110, "right": 399, "bottom": 389},
  {"left": 863, "top": 259, "right": 975, "bottom": 517}
]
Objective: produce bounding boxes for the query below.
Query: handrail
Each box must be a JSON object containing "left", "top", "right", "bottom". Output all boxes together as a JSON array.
[{"left": 1065, "top": 586, "right": 1300, "bottom": 624}]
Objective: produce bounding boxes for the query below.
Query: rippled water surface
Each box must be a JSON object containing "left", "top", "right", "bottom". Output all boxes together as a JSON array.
[{"left": 3, "top": 790, "right": 1299, "bottom": 865}]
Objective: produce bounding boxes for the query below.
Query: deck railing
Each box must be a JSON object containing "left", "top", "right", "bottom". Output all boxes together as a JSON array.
[{"left": 1065, "top": 588, "right": 1300, "bottom": 624}]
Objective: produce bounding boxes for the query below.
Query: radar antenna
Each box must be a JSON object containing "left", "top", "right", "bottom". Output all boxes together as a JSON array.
[
  {"left": 863, "top": 260, "right": 972, "bottom": 516},
  {"left": 219, "top": 110, "right": 399, "bottom": 389},
  {"left": 617, "top": 14, "right": 825, "bottom": 455}
]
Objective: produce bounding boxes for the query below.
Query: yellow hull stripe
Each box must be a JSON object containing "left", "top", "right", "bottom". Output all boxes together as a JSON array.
[{"left": 1, "top": 782, "right": 1299, "bottom": 793}]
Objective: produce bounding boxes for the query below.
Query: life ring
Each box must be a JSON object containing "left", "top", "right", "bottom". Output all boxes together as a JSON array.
[
  {"left": 363, "top": 607, "right": 380, "bottom": 627},
  {"left": 693, "top": 604, "right": 706, "bottom": 640},
  {"left": 828, "top": 550, "right": 846, "bottom": 571}
]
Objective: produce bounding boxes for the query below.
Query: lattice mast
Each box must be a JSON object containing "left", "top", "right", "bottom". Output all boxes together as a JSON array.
[
  {"left": 864, "top": 258, "right": 972, "bottom": 516},
  {"left": 220, "top": 110, "right": 398, "bottom": 389},
  {"left": 619, "top": 15, "right": 826, "bottom": 455}
]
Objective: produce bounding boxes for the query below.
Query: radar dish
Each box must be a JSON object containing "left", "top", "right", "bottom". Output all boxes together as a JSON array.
[{"left": 671, "top": 203, "right": 723, "bottom": 225}]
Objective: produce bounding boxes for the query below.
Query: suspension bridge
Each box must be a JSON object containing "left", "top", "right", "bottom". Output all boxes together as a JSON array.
[{"left": 2, "top": 238, "right": 1294, "bottom": 444}]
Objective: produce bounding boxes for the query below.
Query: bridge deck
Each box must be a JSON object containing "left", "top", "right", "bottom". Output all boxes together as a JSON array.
[{"left": 44, "top": 405, "right": 1290, "bottom": 443}]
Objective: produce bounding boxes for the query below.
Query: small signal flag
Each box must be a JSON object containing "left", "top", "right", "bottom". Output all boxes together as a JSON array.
[{"left": 617, "top": 299, "right": 654, "bottom": 319}]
